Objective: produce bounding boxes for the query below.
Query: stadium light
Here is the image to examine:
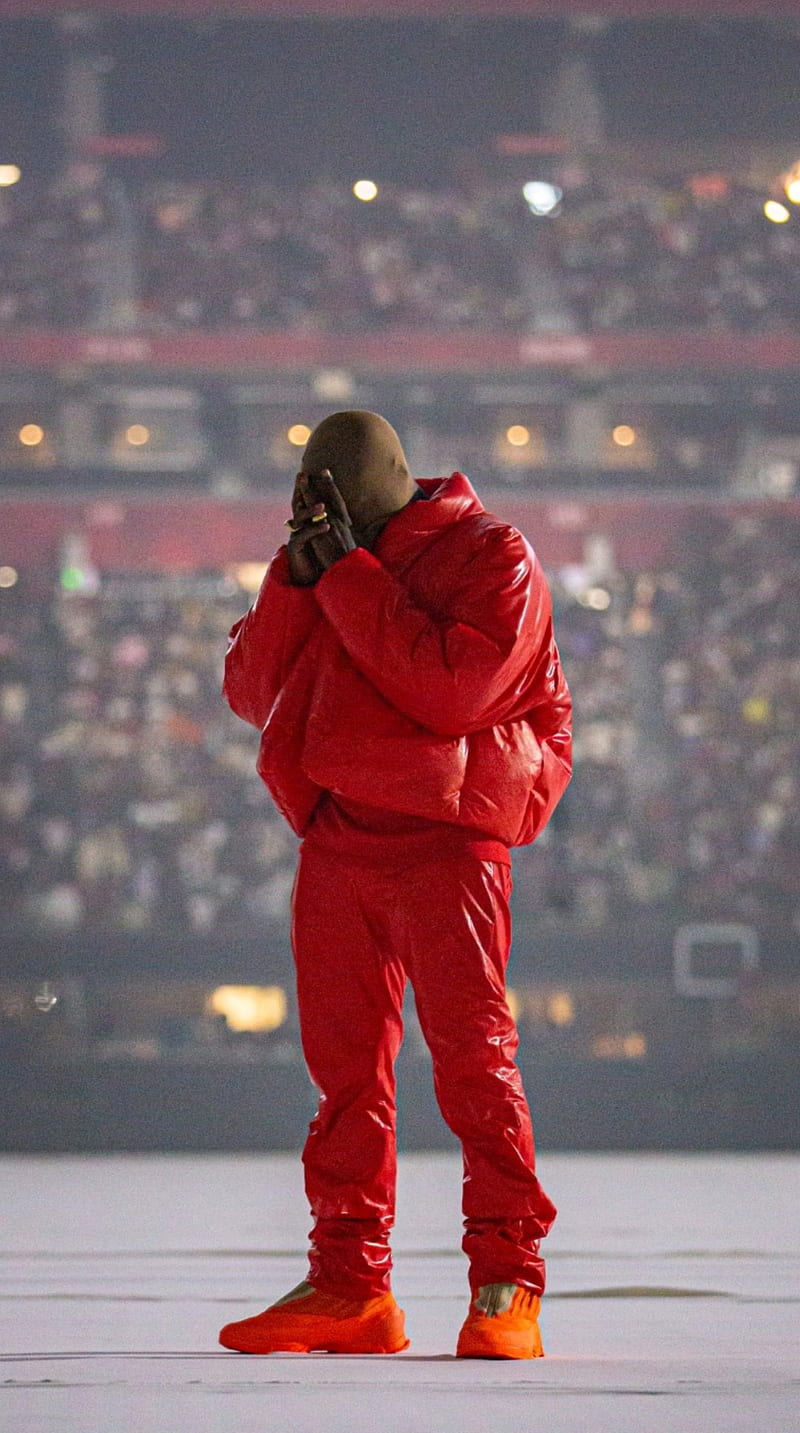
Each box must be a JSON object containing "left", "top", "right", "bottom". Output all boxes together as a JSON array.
[
  {"left": 0, "top": 164, "right": 21, "bottom": 187},
  {"left": 547, "top": 991, "right": 575, "bottom": 1026},
  {"left": 582, "top": 587, "right": 612, "bottom": 611},
  {"left": 781, "top": 159, "right": 800, "bottom": 203},
  {"left": 125, "top": 424, "right": 150, "bottom": 446},
  {"left": 0, "top": 566, "right": 18, "bottom": 588},
  {"left": 353, "top": 179, "right": 378, "bottom": 202},
  {"left": 207, "top": 985, "right": 287, "bottom": 1033},
  {"left": 764, "top": 200, "right": 790, "bottom": 224},
  {"left": 612, "top": 424, "right": 637, "bottom": 447},
  {"left": 287, "top": 423, "right": 311, "bottom": 447},
  {"left": 506, "top": 424, "right": 530, "bottom": 447},
  {"left": 522, "top": 181, "right": 562, "bottom": 216},
  {"left": 18, "top": 424, "right": 44, "bottom": 447}
]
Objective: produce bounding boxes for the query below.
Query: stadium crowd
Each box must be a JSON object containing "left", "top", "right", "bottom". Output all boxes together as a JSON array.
[
  {"left": 0, "top": 572, "right": 297, "bottom": 942},
  {"left": 545, "top": 508, "right": 800, "bottom": 939},
  {"left": 1, "top": 170, "right": 799, "bottom": 334},
  {"left": 1, "top": 508, "right": 797, "bottom": 947}
]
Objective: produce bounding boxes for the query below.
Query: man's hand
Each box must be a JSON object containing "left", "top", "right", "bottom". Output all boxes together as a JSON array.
[
  {"left": 305, "top": 470, "right": 357, "bottom": 571},
  {"left": 285, "top": 470, "right": 356, "bottom": 585},
  {"left": 285, "top": 472, "right": 327, "bottom": 586}
]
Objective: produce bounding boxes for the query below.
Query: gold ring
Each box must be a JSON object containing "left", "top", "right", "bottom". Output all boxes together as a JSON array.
[{"left": 311, "top": 511, "right": 328, "bottom": 524}]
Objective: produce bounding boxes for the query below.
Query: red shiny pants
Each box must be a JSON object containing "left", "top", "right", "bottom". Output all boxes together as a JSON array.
[{"left": 291, "top": 843, "right": 557, "bottom": 1298}]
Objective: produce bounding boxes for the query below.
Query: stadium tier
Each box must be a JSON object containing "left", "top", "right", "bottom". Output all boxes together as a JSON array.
[{"left": 2, "top": 174, "right": 800, "bottom": 336}]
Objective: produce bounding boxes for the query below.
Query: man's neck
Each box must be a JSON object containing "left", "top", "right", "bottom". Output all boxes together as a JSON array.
[{"left": 352, "top": 484, "right": 422, "bottom": 549}]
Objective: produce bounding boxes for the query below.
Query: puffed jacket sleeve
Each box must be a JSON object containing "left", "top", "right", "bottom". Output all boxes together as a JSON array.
[
  {"left": 313, "top": 528, "right": 550, "bottom": 737},
  {"left": 223, "top": 546, "right": 319, "bottom": 730}
]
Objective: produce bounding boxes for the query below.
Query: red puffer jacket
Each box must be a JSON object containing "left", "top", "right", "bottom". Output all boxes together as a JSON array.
[{"left": 224, "top": 473, "right": 572, "bottom": 848}]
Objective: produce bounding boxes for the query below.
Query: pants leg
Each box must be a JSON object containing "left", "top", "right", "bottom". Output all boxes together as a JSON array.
[
  {"left": 395, "top": 856, "right": 556, "bottom": 1294},
  {"left": 291, "top": 843, "right": 406, "bottom": 1297}
]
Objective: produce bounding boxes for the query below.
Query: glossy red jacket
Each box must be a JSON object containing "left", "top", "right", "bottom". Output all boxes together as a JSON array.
[{"left": 223, "top": 473, "right": 572, "bottom": 848}]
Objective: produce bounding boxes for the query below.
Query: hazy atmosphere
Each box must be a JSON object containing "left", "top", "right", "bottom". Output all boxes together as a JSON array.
[{"left": 1, "top": 2, "right": 798, "bottom": 1427}]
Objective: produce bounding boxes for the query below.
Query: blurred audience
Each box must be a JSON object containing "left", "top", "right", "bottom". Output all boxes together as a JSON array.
[
  {"left": 2, "top": 172, "right": 799, "bottom": 334},
  {"left": 0, "top": 574, "right": 296, "bottom": 940},
  {"left": 1, "top": 508, "right": 797, "bottom": 943}
]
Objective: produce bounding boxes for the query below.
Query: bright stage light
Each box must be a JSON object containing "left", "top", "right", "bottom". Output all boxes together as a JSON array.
[
  {"left": 125, "top": 424, "right": 150, "bottom": 446},
  {"left": 287, "top": 423, "right": 311, "bottom": 447},
  {"left": 522, "top": 181, "right": 562, "bottom": 216},
  {"left": 0, "top": 164, "right": 21, "bottom": 187},
  {"left": 547, "top": 991, "right": 575, "bottom": 1026},
  {"left": 207, "top": 985, "right": 287, "bottom": 1033},
  {"left": 781, "top": 159, "right": 800, "bottom": 203},
  {"left": 0, "top": 566, "right": 18, "bottom": 588},
  {"left": 764, "top": 200, "right": 790, "bottom": 224},
  {"left": 353, "top": 179, "right": 378, "bottom": 202},
  {"left": 612, "top": 424, "right": 637, "bottom": 447},
  {"left": 584, "top": 586, "right": 611, "bottom": 611},
  {"left": 506, "top": 424, "right": 531, "bottom": 447},
  {"left": 18, "top": 424, "right": 44, "bottom": 447}
]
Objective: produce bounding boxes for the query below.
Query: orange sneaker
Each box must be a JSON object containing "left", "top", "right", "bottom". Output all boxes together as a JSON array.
[
  {"left": 456, "top": 1283, "right": 544, "bottom": 1360},
  {"left": 218, "top": 1280, "right": 409, "bottom": 1355}
]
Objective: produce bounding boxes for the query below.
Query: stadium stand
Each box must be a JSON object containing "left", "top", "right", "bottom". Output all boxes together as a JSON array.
[
  {"left": 2, "top": 504, "right": 797, "bottom": 945},
  {"left": 2, "top": 173, "right": 800, "bottom": 335}
]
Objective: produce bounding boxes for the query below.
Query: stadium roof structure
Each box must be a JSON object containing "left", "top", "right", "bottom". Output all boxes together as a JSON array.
[{"left": 3, "top": 0, "right": 800, "bottom": 17}]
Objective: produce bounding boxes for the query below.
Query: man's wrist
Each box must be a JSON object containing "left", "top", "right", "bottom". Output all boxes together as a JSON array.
[{"left": 314, "top": 543, "right": 372, "bottom": 589}]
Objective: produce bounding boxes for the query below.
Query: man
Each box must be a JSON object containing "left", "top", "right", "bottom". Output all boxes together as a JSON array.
[{"left": 219, "top": 411, "right": 571, "bottom": 1359}]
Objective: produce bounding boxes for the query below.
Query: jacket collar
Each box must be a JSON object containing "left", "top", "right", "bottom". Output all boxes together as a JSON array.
[{"left": 374, "top": 473, "right": 485, "bottom": 564}]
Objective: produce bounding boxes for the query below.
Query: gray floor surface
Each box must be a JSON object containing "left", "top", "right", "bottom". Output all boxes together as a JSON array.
[{"left": 1, "top": 1151, "right": 798, "bottom": 1432}]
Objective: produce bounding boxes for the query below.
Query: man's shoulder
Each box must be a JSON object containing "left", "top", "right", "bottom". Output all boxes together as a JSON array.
[
  {"left": 445, "top": 508, "right": 534, "bottom": 569},
  {"left": 407, "top": 513, "right": 537, "bottom": 614},
  {"left": 408, "top": 473, "right": 537, "bottom": 581}
]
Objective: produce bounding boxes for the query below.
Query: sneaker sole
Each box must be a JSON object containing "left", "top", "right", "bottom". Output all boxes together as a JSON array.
[
  {"left": 456, "top": 1326, "right": 544, "bottom": 1360},
  {"left": 219, "top": 1313, "right": 409, "bottom": 1356},
  {"left": 222, "top": 1338, "right": 410, "bottom": 1355}
]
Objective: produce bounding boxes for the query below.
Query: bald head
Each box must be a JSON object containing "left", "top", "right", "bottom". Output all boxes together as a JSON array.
[{"left": 302, "top": 410, "right": 416, "bottom": 536}]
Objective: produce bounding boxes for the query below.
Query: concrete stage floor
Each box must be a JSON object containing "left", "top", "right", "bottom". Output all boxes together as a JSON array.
[{"left": 1, "top": 1151, "right": 798, "bottom": 1432}]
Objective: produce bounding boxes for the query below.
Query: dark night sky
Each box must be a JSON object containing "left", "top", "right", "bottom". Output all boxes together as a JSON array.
[{"left": 3, "top": 17, "right": 800, "bottom": 182}]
